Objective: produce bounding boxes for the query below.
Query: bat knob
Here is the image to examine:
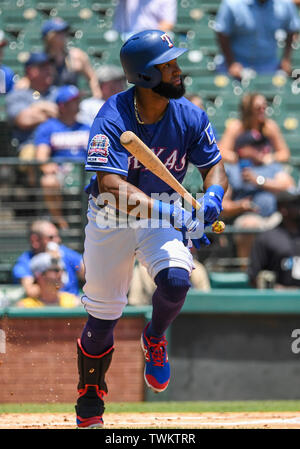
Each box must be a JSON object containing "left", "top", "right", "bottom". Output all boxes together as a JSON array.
[
  {"left": 120, "top": 131, "right": 134, "bottom": 146},
  {"left": 212, "top": 220, "right": 225, "bottom": 234}
]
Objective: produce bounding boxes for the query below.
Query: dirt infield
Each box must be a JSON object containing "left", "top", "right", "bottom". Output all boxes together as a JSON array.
[{"left": 1, "top": 411, "right": 300, "bottom": 429}]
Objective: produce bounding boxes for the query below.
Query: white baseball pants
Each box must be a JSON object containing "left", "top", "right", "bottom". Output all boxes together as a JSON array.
[{"left": 81, "top": 197, "right": 194, "bottom": 320}]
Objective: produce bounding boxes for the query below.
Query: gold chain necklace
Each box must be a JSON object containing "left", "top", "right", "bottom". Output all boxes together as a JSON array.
[
  {"left": 134, "top": 93, "right": 145, "bottom": 124},
  {"left": 134, "top": 92, "right": 169, "bottom": 124}
]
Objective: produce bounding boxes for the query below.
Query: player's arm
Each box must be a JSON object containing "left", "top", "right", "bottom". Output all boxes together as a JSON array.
[
  {"left": 199, "top": 158, "right": 228, "bottom": 193},
  {"left": 96, "top": 171, "right": 154, "bottom": 217},
  {"left": 198, "top": 159, "right": 228, "bottom": 225},
  {"left": 96, "top": 171, "right": 207, "bottom": 248}
]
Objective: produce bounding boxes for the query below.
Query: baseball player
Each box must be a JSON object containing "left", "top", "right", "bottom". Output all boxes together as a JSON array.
[{"left": 75, "top": 30, "right": 228, "bottom": 428}]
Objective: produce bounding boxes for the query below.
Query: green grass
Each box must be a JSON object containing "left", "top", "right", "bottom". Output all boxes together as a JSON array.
[{"left": 1, "top": 400, "right": 300, "bottom": 414}]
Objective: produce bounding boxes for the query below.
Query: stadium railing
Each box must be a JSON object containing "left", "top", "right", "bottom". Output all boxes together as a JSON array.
[{"left": 0, "top": 158, "right": 90, "bottom": 284}]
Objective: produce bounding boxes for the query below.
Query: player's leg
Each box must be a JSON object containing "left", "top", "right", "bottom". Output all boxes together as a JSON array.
[
  {"left": 136, "top": 225, "right": 194, "bottom": 393},
  {"left": 75, "top": 336, "right": 114, "bottom": 428},
  {"left": 147, "top": 266, "right": 191, "bottom": 338},
  {"left": 141, "top": 266, "right": 191, "bottom": 392},
  {"left": 75, "top": 198, "right": 136, "bottom": 427},
  {"left": 76, "top": 314, "right": 119, "bottom": 428}
]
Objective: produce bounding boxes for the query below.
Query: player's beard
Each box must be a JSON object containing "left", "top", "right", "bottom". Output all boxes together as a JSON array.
[{"left": 152, "top": 76, "right": 185, "bottom": 99}]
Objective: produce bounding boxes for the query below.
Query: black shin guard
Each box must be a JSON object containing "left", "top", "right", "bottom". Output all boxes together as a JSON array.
[{"left": 75, "top": 338, "right": 114, "bottom": 419}]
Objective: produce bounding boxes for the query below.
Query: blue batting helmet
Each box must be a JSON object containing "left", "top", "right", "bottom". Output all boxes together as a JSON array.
[{"left": 120, "top": 30, "right": 187, "bottom": 88}]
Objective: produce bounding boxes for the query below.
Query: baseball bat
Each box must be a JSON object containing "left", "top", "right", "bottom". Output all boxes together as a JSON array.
[{"left": 120, "top": 130, "right": 225, "bottom": 233}]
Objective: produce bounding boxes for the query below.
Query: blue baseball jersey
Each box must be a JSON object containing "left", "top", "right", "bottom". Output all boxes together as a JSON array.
[
  {"left": 34, "top": 118, "right": 90, "bottom": 161},
  {"left": 85, "top": 87, "right": 221, "bottom": 197},
  {"left": 0, "top": 64, "right": 15, "bottom": 94}
]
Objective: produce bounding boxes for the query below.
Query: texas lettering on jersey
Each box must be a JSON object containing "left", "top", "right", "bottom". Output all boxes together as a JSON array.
[{"left": 128, "top": 147, "right": 186, "bottom": 173}]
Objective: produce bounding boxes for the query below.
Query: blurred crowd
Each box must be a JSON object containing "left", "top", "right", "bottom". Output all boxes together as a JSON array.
[{"left": 1, "top": 0, "right": 300, "bottom": 308}]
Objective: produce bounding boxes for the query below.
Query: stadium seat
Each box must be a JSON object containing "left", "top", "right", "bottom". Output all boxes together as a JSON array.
[
  {"left": 186, "top": 21, "right": 218, "bottom": 49},
  {"left": 241, "top": 75, "right": 291, "bottom": 106},
  {"left": 60, "top": 163, "right": 92, "bottom": 191},
  {"left": 49, "top": 5, "right": 98, "bottom": 26},
  {"left": 174, "top": 4, "right": 209, "bottom": 33},
  {"left": 278, "top": 113, "right": 299, "bottom": 134},
  {"left": 0, "top": 120, "right": 13, "bottom": 157},
  {"left": 179, "top": 50, "right": 212, "bottom": 77},
  {"left": 78, "top": 27, "right": 123, "bottom": 62},
  {"left": 197, "top": 0, "right": 222, "bottom": 16},
  {"left": 0, "top": 95, "right": 6, "bottom": 122},
  {"left": 213, "top": 92, "right": 241, "bottom": 114},
  {"left": 2, "top": 44, "right": 24, "bottom": 77},
  {"left": 35, "top": 0, "right": 75, "bottom": 15},
  {"left": 285, "top": 164, "right": 300, "bottom": 186},
  {"left": 0, "top": 284, "right": 25, "bottom": 306},
  {"left": 1, "top": 4, "right": 40, "bottom": 36},
  {"left": 284, "top": 134, "right": 300, "bottom": 159},
  {"left": 208, "top": 271, "right": 252, "bottom": 289}
]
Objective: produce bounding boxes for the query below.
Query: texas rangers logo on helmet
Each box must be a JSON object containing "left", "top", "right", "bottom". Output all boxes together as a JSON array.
[
  {"left": 160, "top": 33, "right": 173, "bottom": 48},
  {"left": 87, "top": 134, "right": 110, "bottom": 163}
]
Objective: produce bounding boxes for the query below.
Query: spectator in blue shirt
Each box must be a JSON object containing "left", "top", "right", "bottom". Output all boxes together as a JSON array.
[
  {"left": 0, "top": 30, "right": 15, "bottom": 95},
  {"left": 5, "top": 52, "right": 58, "bottom": 157},
  {"left": 12, "top": 219, "right": 85, "bottom": 299},
  {"left": 34, "top": 84, "right": 90, "bottom": 229},
  {"left": 214, "top": 0, "right": 300, "bottom": 79}
]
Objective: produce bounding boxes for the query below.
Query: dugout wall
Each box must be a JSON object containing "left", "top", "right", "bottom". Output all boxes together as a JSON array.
[{"left": 1, "top": 290, "right": 300, "bottom": 403}]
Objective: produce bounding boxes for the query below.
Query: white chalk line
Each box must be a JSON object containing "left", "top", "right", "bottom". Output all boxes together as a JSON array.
[
  {"left": 38, "top": 415, "right": 300, "bottom": 428},
  {"left": 2, "top": 414, "right": 300, "bottom": 428}
]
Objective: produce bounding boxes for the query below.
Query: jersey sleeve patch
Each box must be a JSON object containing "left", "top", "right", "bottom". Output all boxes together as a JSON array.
[
  {"left": 87, "top": 133, "right": 110, "bottom": 163},
  {"left": 205, "top": 123, "right": 216, "bottom": 145}
]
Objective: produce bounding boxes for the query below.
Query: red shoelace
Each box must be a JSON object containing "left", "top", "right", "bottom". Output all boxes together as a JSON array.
[{"left": 148, "top": 338, "right": 168, "bottom": 367}]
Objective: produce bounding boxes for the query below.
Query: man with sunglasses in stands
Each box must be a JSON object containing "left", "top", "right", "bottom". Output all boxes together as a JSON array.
[{"left": 16, "top": 251, "right": 80, "bottom": 308}]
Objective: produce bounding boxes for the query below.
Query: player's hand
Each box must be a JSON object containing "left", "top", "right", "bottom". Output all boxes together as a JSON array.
[
  {"left": 171, "top": 204, "right": 207, "bottom": 249},
  {"left": 189, "top": 232, "right": 211, "bottom": 249},
  {"left": 152, "top": 200, "right": 210, "bottom": 249},
  {"left": 200, "top": 185, "right": 224, "bottom": 225}
]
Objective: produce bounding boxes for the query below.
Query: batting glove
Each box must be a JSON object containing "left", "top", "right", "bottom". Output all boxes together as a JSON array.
[
  {"left": 200, "top": 185, "right": 224, "bottom": 225},
  {"left": 152, "top": 200, "right": 210, "bottom": 249}
]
